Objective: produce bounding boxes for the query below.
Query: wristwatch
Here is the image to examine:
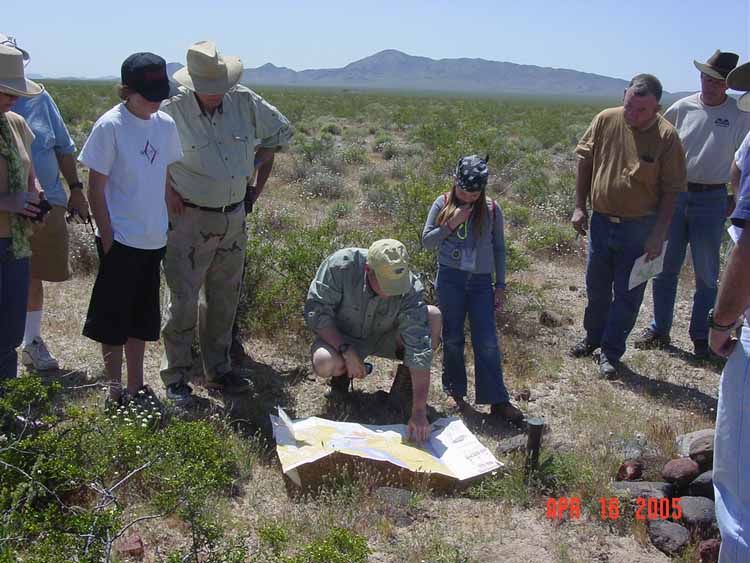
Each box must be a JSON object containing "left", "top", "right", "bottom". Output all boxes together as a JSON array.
[
  {"left": 69, "top": 182, "right": 84, "bottom": 190},
  {"left": 337, "top": 342, "right": 350, "bottom": 355},
  {"left": 708, "top": 308, "right": 736, "bottom": 332}
]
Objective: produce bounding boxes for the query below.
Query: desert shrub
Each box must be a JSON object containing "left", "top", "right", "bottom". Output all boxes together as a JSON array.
[
  {"left": 340, "top": 144, "right": 368, "bottom": 165},
  {"left": 381, "top": 142, "right": 400, "bottom": 161},
  {"left": 359, "top": 167, "right": 386, "bottom": 188},
  {"left": 505, "top": 240, "right": 530, "bottom": 273},
  {"left": 301, "top": 166, "right": 345, "bottom": 199},
  {"left": 525, "top": 223, "right": 576, "bottom": 254},
  {"left": 0, "top": 381, "right": 246, "bottom": 562},
  {"left": 299, "top": 135, "right": 335, "bottom": 163},
  {"left": 371, "top": 133, "right": 393, "bottom": 153},
  {"left": 503, "top": 204, "right": 531, "bottom": 227},
  {"left": 389, "top": 158, "right": 408, "bottom": 180},
  {"left": 320, "top": 122, "right": 342, "bottom": 136},
  {"left": 287, "top": 527, "right": 370, "bottom": 563},
  {"left": 281, "top": 155, "right": 312, "bottom": 182},
  {"left": 328, "top": 201, "right": 353, "bottom": 220}
]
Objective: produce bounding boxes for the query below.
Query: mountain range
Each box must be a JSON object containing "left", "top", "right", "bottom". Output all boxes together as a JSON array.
[{"left": 37, "top": 50, "right": 690, "bottom": 99}]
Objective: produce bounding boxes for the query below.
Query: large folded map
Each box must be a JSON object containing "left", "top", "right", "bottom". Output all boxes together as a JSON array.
[{"left": 271, "top": 409, "right": 503, "bottom": 493}]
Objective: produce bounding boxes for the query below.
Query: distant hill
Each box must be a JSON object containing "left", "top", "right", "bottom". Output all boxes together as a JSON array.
[
  {"left": 34, "top": 50, "right": 694, "bottom": 100},
  {"left": 239, "top": 49, "right": 637, "bottom": 98}
]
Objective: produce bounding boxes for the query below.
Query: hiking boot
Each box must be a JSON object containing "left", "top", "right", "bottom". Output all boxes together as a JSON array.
[
  {"left": 166, "top": 382, "right": 194, "bottom": 404},
  {"left": 132, "top": 385, "right": 165, "bottom": 417},
  {"left": 104, "top": 391, "right": 132, "bottom": 413},
  {"left": 205, "top": 371, "right": 253, "bottom": 394},
  {"left": 325, "top": 375, "right": 351, "bottom": 401},
  {"left": 445, "top": 393, "right": 467, "bottom": 412},
  {"left": 21, "top": 337, "right": 59, "bottom": 371},
  {"left": 693, "top": 339, "right": 710, "bottom": 360},
  {"left": 230, "top": 336, "right": 246, "bottom": 364},
  {"left": 388, "top": 364, "right": 413, "bottom": 412},
  {"left": 569, "top": 338, "right": 598, "bottom": 358},
  {"left": 490, "top": 401, "right": 524, "bottom": 424},
  {"left": 599, "top": 353, "right": 618, "bottom": 379},
  {"left": 633, "top": 327, "right": 671, "bottom": 350}
]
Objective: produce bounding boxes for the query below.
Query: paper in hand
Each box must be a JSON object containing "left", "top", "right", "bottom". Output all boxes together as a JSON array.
[{"left": 628, "top": 241, "right": 668, "bottom": 291}]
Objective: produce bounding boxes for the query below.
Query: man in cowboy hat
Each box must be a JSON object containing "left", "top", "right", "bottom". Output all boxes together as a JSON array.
[
  {"left": 570, "top": 74, "right": 687, "bottom": 377},
  {"left": 159, "top": 40, "right": 292, "bottom": 402},
  {"left": 708, "top": 60, "right": 750, "bottom": 563},
  {"left": 0, "top": 34, "right": 89, "bottom": 372},
  {"left": 635, "top": 50, "right": 750, "bottom": 359}
]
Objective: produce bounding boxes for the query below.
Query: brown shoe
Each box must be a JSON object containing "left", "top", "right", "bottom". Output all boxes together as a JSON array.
[
  {"left": 205, "top": 371, "right": 253, "bottom": 393},
  {"left": 490, "top": 401, "right": 524, "bottom": 423},
  {"left": 445, "top": 394, "right": 467, "bottom": 412},
  {"left": 633, "top": 327, "right": 670, "bottom": 350}
]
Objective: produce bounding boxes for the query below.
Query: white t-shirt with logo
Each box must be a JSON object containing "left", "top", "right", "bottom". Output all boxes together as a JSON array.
[
  {"left": 663, "top": 93, "right": 750, "bottom": 184},
  {"left": 79, "top": 103, "right": 183, "bottom": 249}
]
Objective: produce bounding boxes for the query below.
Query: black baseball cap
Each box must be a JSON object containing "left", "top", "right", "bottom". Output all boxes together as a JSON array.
[{"left": 121, "top": 52, "right": 170, "bottom": 102}]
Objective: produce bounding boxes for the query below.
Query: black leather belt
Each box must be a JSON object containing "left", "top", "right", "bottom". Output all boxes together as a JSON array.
[
  {"left": 687, "top": 182, "right": 725, "bottom": 193},
  {"left": 183, "top": 201, "right": 243, "bottom": 213}
]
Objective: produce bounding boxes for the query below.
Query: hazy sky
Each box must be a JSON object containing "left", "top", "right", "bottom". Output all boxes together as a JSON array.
[{"left": 6, "top": 0, "right": 750, "bottom": 92}]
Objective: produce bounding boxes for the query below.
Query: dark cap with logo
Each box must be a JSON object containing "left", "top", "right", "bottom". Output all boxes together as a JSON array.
[{"left": 121, "top": 52, "right": 170, "bottom": 102}]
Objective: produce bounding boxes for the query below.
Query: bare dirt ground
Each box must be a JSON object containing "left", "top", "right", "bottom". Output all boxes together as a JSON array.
[{"left": 38, "top": 236, "right": 717, "bottom": 562}]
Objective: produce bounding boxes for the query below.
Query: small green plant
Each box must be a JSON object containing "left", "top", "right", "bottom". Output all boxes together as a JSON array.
[
  {"left": 320, "top": 122, "right": 342, "bottom": 135},
  {"left": 301, "top": 167, "right": 346, "bottom": 199},
  {"left": 288, "top": 527, "right": 370, "bottom": 563},
  {"left": 503, "top": 203, "right": 531, "bottom": 227},
  {"left": 525, "top": 223, "right": 576, "bottom": 254},
  {"left": 372, "top": 132, "right": 393, "bottom": 153},
  {"left": 258, "top": 522, "right": 290, "bottom": 556},
  {"left": 341, "top": 144, "right": 368, "bottom": 165}
]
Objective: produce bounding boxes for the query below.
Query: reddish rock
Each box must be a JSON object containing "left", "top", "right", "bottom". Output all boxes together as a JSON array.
[
  {"left": 662, "top": 458, "right": 700, "bottom": 487},
  {"left": 699, "top": 538, "right": 720, "bottom": 563},
  {"left": 616, "top": 459, "right": 644, "bottom": 481},
  {"left": 117, "top": 534, "right": 144, "bottom": 558},
  {"left": 689, "top": 435, "right": 714, "bottom": 472}
]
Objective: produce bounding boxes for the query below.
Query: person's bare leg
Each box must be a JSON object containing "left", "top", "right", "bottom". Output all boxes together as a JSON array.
[
  {"left": 27, "top": 278, "right": 43, "bottom": 311},
  {"left": 102, "top": 344, "right": 123, "bottom": 401},
  {"left": 311, "top": 339, "right": 346, "bottom": 378},
  {"left": 427, "top": 305, "right": 442, "bottom": 351},
  {"left": 124, "top": 338, "right": 145, "bottom": 395}
]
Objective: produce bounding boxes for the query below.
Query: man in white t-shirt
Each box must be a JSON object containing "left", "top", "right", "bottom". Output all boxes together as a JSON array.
[{"left": 636, "top": 50, "right": 750, "bottom": 358}]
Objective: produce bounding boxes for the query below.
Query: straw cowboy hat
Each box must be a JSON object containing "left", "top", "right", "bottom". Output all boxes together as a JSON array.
[
  {"left": 172, "top": 41, "right": 243, "bottom": 94},
  {"left": 694, "top": 50, "right": 739, "bottom": 80},
  {"left": 0, "top": 44, "right": 43, "bottom": 97},
  {"left": 727, "top": 61, "right": 750, "bottom": 111}
]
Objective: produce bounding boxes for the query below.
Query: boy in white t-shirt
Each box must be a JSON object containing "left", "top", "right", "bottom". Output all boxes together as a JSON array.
[{"left": 78, "top": 53, "right": 182, "bottom": 406}]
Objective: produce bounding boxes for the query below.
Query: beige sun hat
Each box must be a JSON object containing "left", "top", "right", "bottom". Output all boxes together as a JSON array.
[
  {"left": 0, "top": 44, "right": 42, "bottom": 97},
  {"left": 367, "top": 239, "right": 412, "bottom": 297},
  {"left": 172, "top": 41, "right": 243, "bottom": 94},
  {"left": 727, "top": 61, "right": 750, "bottom": 111}
]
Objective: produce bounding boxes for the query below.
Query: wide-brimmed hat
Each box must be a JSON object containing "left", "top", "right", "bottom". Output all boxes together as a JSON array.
[
  {"left": 694, "top": 50, "right": 739, "bottom": 80},
  {"left": 0, "top": 44, "right": 43, "bottom": 97},
  {"left": 727, "top": 62, "right": 750, "bottom": 111},
  {"left": 172, "top": 41, "right": 243, "bottom": 94},
  {"left": 0, "top": 34, "right": 29, "bottom": 65},
  {"left": 367, "top": 239, "right": 412, "bottom": 297}
]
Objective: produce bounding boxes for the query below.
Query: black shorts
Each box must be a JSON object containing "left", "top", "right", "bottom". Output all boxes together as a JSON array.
[{"left": 83, "top": 239, "right": 165, "bottom": 346}]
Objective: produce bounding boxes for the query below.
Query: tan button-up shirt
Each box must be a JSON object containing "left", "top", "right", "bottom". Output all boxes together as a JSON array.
[{"left": 161, "top": 85, "right": 292, "bottom": 208}]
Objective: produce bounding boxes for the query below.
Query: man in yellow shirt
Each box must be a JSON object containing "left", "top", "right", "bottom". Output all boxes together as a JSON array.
[{"left": 569, "top": 74, "right": 687, "bottom": 377}]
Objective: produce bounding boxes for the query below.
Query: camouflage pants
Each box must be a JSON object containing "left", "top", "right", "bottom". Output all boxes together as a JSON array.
[{"left": 160, "top": 205, "right": 247, "bottom": 386}]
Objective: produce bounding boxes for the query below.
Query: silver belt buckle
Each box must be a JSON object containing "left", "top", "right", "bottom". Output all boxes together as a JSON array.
[{"left": 609, "top": 215, "right": 622, "bottom": 224}]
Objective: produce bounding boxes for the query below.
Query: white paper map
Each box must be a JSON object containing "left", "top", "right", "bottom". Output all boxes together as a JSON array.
[
  {"left": 628, "top": 241, "right": 668, "bottom": 291},
  {"left": 271, "top": 408, "right": 502, "bottom": 486}
]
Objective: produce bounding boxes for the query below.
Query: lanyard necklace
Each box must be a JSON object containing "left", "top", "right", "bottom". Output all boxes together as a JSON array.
[{"left": 457, "top": 221, "right": 468, "bottom": 240}]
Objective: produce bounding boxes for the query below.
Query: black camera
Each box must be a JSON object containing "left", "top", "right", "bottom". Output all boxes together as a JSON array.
[{"left": 30, "top": 198, "right": 52, "bottom": 223}]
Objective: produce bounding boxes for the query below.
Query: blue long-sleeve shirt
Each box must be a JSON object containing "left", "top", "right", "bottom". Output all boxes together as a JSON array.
[{"left": 421, "top": 195, "right": 506, "bottom": 288}]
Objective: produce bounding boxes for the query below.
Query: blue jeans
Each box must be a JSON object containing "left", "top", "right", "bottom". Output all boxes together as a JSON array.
[
  {"left": 650, "top": 188, "right": 727, "bottom": 342},
  {"left": 0, "top": 238, "right": 30, "bottom": 381},
  {"left": 436, "top": 265, "right": 509, "bottom": 404},
  {"left": 584, "top": 212, "right": 657, "bottom": 362}
]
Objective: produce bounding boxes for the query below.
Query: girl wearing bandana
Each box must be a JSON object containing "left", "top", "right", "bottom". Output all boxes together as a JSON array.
[{"left": 422, "top": 154, "right": 523, "bottom": 423}]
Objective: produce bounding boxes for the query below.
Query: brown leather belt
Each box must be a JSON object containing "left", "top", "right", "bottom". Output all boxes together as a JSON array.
[
  {"left": 687, "top": 182, "right": 725, "bottom": 193},
  {"left": 183, "top": 201, "right": 243, "bottom": 213}
]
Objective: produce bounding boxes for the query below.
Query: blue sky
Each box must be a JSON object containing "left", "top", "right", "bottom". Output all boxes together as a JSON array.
[{"left": 6, "top": 0, "right": 750, "bottom": 92}]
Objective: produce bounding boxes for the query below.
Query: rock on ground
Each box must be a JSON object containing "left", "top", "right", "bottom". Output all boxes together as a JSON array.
[
  {"left": 689, "top": 434, "right": 714, "bottom": 472},
  {"left": 679, "top": 496, "right": 717, "bottom": 538},
  {"left": 613, "top": 481, "right": 674, "bottom": 501},
  {"left": 688, "top": 471, "right": 714, "bottom": 500},
  {"left": 648, "top": 520, "right": 690, "bottom": 556},
  {"left": 676, "top": 429, "right": 714, "bottom": 458},
  {"left": 662, "top": 458, "right": 700, "bottom": 487}
]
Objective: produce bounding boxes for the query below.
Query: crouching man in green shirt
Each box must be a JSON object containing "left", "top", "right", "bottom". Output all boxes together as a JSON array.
[{"left": 304, "top": 239, "right": 441, "bottom": 443}]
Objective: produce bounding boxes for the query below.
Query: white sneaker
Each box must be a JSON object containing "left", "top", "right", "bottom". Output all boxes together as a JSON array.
[{"left": 21, "top": 337, "right": 59, "bottom": 371}]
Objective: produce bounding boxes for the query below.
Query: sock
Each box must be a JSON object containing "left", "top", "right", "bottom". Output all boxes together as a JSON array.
[{"left": 23, "top": 310, "right": 43, "bottom": 347}]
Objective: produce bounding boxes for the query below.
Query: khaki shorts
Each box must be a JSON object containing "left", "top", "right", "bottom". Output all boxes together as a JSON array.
[{"left": 30, "top": 205, "right": 71, "bottom": 282}]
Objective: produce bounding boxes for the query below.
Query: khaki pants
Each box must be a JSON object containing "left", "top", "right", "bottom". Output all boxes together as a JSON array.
[{"left": 160, "top": 205, "right": 246, "bottom": 385}]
